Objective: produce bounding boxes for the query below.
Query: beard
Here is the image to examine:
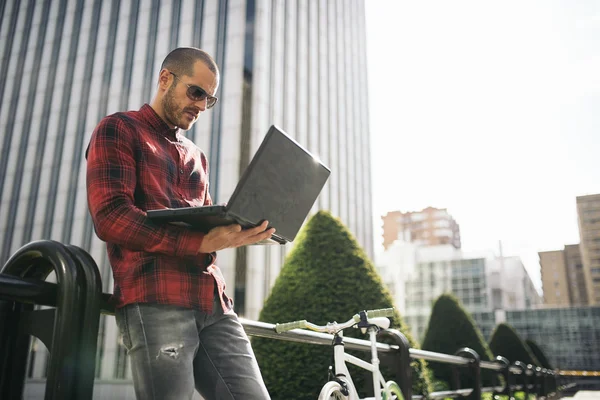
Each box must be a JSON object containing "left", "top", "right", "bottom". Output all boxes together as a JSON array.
[
  {"left": 162, "top": 86, "right": 194, "bottom": 130},
  {"left": 162, "top": 86, "right": 183, "bottom": 128}
]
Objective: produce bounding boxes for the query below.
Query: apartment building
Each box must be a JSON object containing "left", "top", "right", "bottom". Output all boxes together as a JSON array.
[
  {"left": 577, "top": 194, "right": 600, "bottom": 305},
  {"left": 381, "top": 207, "right": 461, "bottom": 250}
]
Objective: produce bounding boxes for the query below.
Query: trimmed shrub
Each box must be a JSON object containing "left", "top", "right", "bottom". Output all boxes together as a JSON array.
[
  {"left": 252, "top": 210, "right": 432, "bottom": 399},
  {"left": 421, "top": 294, "right": 496, "bottom": 388},
  {"left": 525, "top": 339, "right": 552, "bottom": 369},
  {"left": 489, "top": 323, "right": 540, "bottom": 366}
]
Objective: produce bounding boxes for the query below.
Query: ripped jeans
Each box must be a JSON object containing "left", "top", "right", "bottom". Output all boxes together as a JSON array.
[{"left": 115, "top": 294, "right": 271, "bottom": 400}]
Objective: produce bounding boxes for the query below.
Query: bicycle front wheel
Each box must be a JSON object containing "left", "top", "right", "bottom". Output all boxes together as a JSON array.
[
  {"left": 382, "top": 380, "right": 404, "bottom": 400},
  {"left": 318, "top": 381, "right": 348, "bottom": 400}
]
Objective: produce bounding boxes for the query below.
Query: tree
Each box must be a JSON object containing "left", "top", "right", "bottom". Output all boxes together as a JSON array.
[
  {"left": 252, "top": 211, "right": 431, "bottom": 399},
  {"left": 489, "top": 323, "right": 540, "bottom": 366},
  {"left": 421, "top": 293, "right": 497, "bottom": 388},
  {"left": 525, "top": 339, "right": 552, "bottom": 369}
]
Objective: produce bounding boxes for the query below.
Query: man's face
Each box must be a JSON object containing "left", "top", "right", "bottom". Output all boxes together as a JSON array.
[{"left": 162, "top": 61, "right": 219, "bottom": 131}]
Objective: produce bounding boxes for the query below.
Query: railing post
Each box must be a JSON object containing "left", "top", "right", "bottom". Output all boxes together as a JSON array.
[
  {"left": 454, "top": 348, "right": 481, "bottom": 400},
  {"left": 0, "top": 240, "right": 102, "bottom": 400},
  {"left": 65, "top": 245, "right": 103, "bottom": 387},
  {"left": 0, "top": 298, "right": 32, "bottom": 398},
  {"left": 550, "top": 371, "right": 558, "bottom": 394},
  {"left": 526, "top": 364, "right": 535, "bottom": 397},
  {"left": 495, "top": 356, "right": 512, "bottom": 398},
  {"left": 513, "top": 361, "right": 527, "bottom": 397},
  {"left": 377, "top": 329, "right": 412, "bottom": 400},
  {"left": 541, "top": 368, "right": 549, "bottom": 397}
]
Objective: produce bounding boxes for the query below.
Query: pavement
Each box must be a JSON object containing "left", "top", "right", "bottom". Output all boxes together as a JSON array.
[{"left": 562, "top": 391, "right": 600, "bottom": 400}]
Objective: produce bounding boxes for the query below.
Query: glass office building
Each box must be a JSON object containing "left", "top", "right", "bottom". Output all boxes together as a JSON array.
[
  {"left": 404, "top": 257, "right": 490, "bottom": 340},
  {"left": 505, "top": 306, "right": 600, "bottom": 371},
  {"left": 0, "top": 0, "right": 373, "bottom": 397}
]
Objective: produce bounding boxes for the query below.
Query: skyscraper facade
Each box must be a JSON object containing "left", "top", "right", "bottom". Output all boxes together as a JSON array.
[{"left": 0, "top": 0, "right": 373, "bottom": 396}]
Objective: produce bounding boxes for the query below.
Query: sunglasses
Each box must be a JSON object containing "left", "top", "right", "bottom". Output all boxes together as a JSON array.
[{"left": 169, "top": 72, "right": 218, "bottom": 109}]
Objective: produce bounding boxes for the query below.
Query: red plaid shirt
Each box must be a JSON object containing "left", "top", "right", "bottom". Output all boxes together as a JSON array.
[{"left": 86, "top": 104, "right": 230, "bottom": 312}]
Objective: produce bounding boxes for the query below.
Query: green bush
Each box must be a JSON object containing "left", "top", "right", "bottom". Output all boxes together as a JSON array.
[
  {"left": 489, "top": 323, "right": 540, "bottom": 366},
  {"left": 525, "top": 339, "right": 552, "bottom": 369},
  {"left": 252, "top": 210, "right": 432, "bottom": 399},
  {"left": 421, "top": 294, "right": 497, "bottom": 389}
]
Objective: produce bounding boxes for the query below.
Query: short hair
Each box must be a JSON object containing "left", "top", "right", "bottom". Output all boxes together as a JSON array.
[{"left": 160, "top": 47, "right": 220, "bottom": 79}]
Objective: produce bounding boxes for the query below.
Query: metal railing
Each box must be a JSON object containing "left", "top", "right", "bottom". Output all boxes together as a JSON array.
[
  {"left": 0, "top": 240, "right": 578, "bottom": 399},
  {"left": 0, "top": 240, "right": 102, "bottom": 400}
]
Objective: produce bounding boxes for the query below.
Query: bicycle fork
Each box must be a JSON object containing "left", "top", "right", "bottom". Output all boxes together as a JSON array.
[
  {"left": 369, "top": 328, "right": 382, "bottom": 400},
  {"left": 332, "top": 331, "right": 357, "bottom": 399},
  {"left": 330, "top": 328, "right": 387, "bottom": 400}
]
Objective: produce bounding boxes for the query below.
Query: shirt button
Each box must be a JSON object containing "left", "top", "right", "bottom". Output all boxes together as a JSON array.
[{"left": 180, "top": 169, "right": 184, "bottom": 174}]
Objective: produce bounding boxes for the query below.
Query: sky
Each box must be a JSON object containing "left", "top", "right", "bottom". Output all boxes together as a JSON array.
[{"left": 364, "top": 1, "right": 600, "bottom": 292}]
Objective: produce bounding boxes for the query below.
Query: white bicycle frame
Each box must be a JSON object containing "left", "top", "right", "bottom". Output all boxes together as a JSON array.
[
  {"left": 274, "top": 309, "right": 398, "bottom": 400},
  {"left": 331, "top": 325, "right": 391, "bottom": 400}
]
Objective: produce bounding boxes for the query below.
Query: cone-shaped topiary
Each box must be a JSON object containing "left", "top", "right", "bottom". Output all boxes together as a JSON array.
[
  {"left": 252, "top": 210, "right": 432, "bottom": 399},
  {"left": 489, "top": 323, "right": 540, "bottom": 366},
  {"left": 421, "top": 294, "right": 497, "bottom": 389},
  {"left": 525, "top": 339, "right": 552, "bottom": 369}
]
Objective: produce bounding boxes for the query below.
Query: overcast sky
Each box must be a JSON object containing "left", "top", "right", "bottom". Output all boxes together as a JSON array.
[{"left": 365, "top": 1, "right": 600, "bottom": 291}]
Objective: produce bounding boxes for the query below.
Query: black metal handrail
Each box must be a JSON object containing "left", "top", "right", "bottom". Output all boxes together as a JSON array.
[
  {"left": 0, "top": 240, "right": 103, "bottom": 400},
  {"left": 0, "top": 241, "right": 579, "bottom": 400}
]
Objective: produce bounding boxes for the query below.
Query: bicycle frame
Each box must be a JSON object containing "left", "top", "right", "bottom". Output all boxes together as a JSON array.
[
  {"left": 331, "top": 328, "right": 390, "bottom": 400},
  {"left": 274, "top": 308, "right": 398, "bottom": 399}
]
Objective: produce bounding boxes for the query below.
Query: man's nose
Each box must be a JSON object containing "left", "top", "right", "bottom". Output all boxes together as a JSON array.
[{"left": 195, "top": 98, "right": 208, "bottom": 111}]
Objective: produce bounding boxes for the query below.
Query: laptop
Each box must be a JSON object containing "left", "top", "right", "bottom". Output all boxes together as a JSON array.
[{"left": 147, "top": 125, "right": 331, "bottom": 245}]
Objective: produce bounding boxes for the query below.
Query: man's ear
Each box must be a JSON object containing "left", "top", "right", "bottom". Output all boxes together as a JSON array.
[{"left": 157, "top": 69, "right": 171, "bottom": 91}]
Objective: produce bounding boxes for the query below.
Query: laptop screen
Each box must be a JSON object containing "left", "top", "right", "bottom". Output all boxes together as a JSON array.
[{"left": 227, "top": 125, "right": 331, "bottom": 241}]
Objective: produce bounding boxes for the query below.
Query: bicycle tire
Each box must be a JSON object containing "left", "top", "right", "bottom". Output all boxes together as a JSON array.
[
  {"left": 382, "top": 381, "right": 404, "bottom": 400},
  {"left": 318, "top": 381, "right": 348, "bottom": 400}
]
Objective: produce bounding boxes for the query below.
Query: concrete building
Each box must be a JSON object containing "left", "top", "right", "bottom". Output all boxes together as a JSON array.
[
  {"left": 577, "top": 194, "right": 600, "bottom": 305},
  {"left": 381, "top": 207, "right": 461, "bottom": 250},
  {"left": 487, "top": 255, "right": 542, "bottom": 311},
  {"left": 564, "top": 244, "right": 589, "bottom": 306},
  {"left": 0, "top": 0, "right": 373, "bottom": 397},
  {"left": 539, "top": 245, "right": 589, "bottom": 307},
  {"left": 539, "top": 249, "right": 573, "bottom": 306}
]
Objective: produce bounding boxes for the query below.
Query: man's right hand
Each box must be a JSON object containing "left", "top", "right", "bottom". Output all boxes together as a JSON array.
[{"left": 197, "top": 221, "right": 276, "bottom": 254}]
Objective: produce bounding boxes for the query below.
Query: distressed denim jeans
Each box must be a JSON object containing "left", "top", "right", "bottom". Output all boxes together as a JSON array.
[{"left": 115, "top": 294, "right": 271, "bottom": 400}]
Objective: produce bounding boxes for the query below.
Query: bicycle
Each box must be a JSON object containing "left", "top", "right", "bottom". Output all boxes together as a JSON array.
[{"left": 275, "top": 308, "right": 404, "bottom": 400}]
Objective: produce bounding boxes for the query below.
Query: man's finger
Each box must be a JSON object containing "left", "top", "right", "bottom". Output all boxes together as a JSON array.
[
  {"left": 251, "top": 221, "right": 270, "bottom": 234},
  {"left": 243, "top": 228, "right": 276, "bottom": 245},
  {"left": 227, "top": 224, "right": 243, "bottom": 233}
]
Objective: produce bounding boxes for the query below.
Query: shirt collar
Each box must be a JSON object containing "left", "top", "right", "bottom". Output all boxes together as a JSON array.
[{"left": 140, "top": 104, "right": 182, "bottom": 141}]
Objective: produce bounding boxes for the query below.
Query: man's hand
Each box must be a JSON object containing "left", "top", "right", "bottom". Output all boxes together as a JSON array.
[{"left": 198, "top": 221, "right": 276, "bottom": 254}]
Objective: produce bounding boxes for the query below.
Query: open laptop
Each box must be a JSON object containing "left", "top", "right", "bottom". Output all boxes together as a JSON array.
[{"left": 147, "top": 125, "right": 331, "bottom": 245}]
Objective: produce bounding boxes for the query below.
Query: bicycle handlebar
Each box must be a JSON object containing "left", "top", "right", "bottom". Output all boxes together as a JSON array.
[
  {"left": 365, "top": 308, "right": 395, "bottom": 319},
  {"left": 274, "top": 320, "right": 308, "bottom": 333},
  {"left": 274, "top": 308, "right": 395, "bottom": 334}
]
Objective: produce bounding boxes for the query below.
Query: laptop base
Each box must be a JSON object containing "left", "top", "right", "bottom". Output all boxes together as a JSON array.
[{"left": 148, "top": 206, "right": 286, "bottom": 245}]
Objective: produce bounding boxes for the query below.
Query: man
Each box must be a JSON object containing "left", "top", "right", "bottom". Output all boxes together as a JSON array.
[{"left": 86, "top": 47, "right": 273, "bottom": 400}]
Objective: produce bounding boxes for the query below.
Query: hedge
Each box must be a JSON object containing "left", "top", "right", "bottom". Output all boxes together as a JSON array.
[
  {"left": 421, "top": 293, "right": 497, "bottom": 388},
  {"left": 525, "top": 339, "right": 552, "bottom": 369},
  {"left": 489, "top": 323, "right": 540, "bottom": 366},
  {"left": 252, "top": 210, "right": 432, "bottom": 399}
]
